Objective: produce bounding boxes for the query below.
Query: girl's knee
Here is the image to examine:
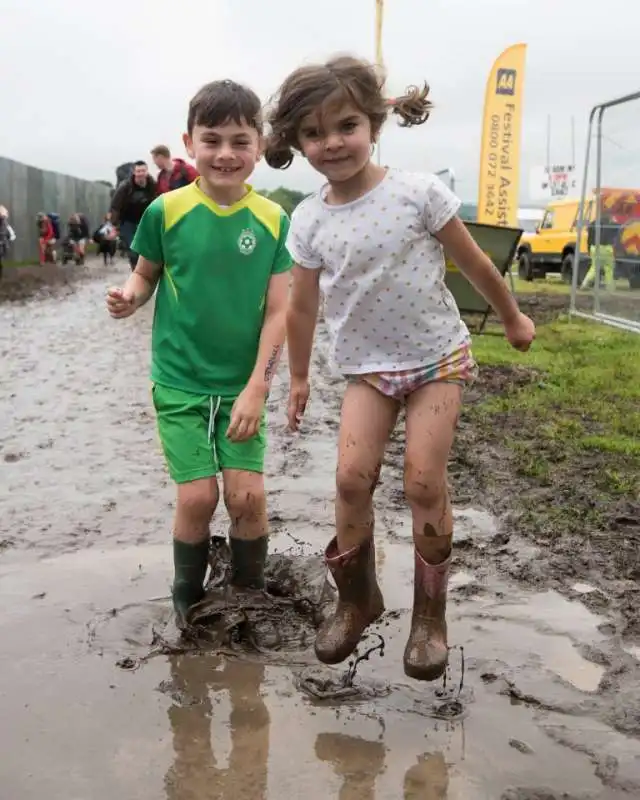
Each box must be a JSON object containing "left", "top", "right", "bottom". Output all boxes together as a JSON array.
[
  {"left": 336, "top": 462, "right": 381, "bottom": 505},
  {"left": 404, "top": 468, "right": 447, "bottom": 511}
]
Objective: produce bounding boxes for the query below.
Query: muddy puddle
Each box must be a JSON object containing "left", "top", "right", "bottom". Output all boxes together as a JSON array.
[{"left": 2, "top": 262, "right": 640, "bottom": 799}]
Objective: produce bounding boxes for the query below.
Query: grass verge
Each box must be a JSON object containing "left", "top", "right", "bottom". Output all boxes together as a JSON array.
[{"left": 465, "top": 315, "right": 640, "bottom": 539}]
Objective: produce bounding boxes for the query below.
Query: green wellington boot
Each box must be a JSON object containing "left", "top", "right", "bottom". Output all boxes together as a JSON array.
[
  {"left": 172, "top": 538, "right": 210, "bottom": 629},
  {"left": 229, "top": 536, "right": 269, "bottom": 590}
]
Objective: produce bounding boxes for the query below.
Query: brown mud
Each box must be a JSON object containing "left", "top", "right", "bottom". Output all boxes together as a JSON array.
[
  {"left": 0, "top": 259, "right": 101, "bottom": 304},
  {"left": 1, "top": 261, "right": 640, "bottom": 798}
]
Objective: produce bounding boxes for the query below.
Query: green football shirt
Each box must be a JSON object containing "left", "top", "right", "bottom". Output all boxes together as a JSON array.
[{"left": 132, "top": 180, "right": 292, "bottom": 396}]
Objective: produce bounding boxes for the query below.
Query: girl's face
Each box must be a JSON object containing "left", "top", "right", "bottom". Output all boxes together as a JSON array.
[{"left": 297, "top": 102, "right": 374, "bottom": 184}]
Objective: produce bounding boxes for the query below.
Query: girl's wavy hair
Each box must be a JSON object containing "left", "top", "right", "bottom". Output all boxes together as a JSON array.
[{"left": 265, "top": 55, "right": 432, "bottom": 170}]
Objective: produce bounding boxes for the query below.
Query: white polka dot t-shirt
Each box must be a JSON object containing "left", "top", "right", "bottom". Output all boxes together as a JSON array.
[{"left": 286, "top": 169, "right": 471, "bottom": 375}]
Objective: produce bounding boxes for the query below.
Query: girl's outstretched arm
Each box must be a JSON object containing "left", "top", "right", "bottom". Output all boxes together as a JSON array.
[
  {"left": 286, "top": 265, "right": 321, "bottom": 430},
  {"left": 287, "top": 265, "right": 321, "bottom": 379},
  {"left": 436, "top": 217, "right": 535, "bottom": 351}
]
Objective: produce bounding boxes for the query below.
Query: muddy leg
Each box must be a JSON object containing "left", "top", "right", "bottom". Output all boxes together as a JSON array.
[
  {"left": 223, "top": 469, "right": 269, "bottom": 589},
  {"left": 315, "top": 381, "right": 398, "bottom": 664},
  {"left": 173, "top": 478, "right": 219, "bottom": 627},
  {"left": 336, "top": 380, "right": 399, "bottom": 553},
  {"left": 403, "top": 382, "right": 462, "bottom": 681}
]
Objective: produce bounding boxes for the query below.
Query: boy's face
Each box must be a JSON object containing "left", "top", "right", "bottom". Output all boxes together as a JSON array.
[{"left": 184, "top": 120, "right": 261, "bottom": 191}]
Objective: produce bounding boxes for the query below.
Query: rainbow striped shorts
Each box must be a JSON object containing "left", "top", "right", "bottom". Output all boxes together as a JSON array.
[{"left": 353, "top": 342, "right": 478, "bottom": 402}]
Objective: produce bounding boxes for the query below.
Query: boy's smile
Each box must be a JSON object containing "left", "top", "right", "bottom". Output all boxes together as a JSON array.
[{"left": 185, "top": 121, "right": 261, "bottom": 203}]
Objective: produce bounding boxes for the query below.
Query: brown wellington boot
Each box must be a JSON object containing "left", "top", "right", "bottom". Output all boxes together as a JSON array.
[
  {"left": 315, "top": 536, "right": 385, "bottom": 665},
  {"left": 403, "top": 547, "right": 451, "bottom": 681}
]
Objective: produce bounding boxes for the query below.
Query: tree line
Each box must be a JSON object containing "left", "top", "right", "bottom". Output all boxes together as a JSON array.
[{"left": 258, "top": 187, "right": 308, "bottom": 216}]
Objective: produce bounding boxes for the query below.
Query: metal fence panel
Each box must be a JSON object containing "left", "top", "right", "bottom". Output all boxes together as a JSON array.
[
  {"left": 570, "top": 91, "right": 640, "bottom": 333},
  {"left": 0, "top": 155, "right": 111, "bottom": 263}
]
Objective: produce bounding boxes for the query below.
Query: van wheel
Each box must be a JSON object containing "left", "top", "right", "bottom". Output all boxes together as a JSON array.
[
  {"left": 561, "top": 253, "right": 575, "bottom": 284},
  {"left": 518, "top": 251, "right": 533, "bottom": 281}
]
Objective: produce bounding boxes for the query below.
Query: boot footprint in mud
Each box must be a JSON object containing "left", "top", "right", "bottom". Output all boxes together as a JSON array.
[{"left": 297, "top": 633, "right": 391, "bottom": 701}]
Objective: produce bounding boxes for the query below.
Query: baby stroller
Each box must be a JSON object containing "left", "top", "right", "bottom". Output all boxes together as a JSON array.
[{"left": 62, "top": 237, "right": 84, "bottom": 266}]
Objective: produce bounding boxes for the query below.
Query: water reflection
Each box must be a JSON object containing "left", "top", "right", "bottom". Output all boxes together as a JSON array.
[
  {"left": 315, "top": 732, "right": 386, "bottom": 799},
  {"left": 164, "top": 654, "right": 269, "bottom": 799},
  {"left": 403, "top": 752, "right": 449, "bottom": 799}
]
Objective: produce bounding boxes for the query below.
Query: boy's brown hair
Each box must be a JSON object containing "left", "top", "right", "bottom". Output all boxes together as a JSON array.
[
  {"left": 265, "top": 55, "right": 432, "bottom": 169},
  {"left": 187, "top": 79, "right": 263, "bottom": 136}
]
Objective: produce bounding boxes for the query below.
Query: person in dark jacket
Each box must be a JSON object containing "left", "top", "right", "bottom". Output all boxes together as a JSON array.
[
  {"left": 66, "top": 213, "right": 88, "bottom": 263},
  {"left": 94, "top": 212, "right": 118, "bottom": 266},
  {"left": 0, "top": 205, "right": 16, "bottom": 280},
  {"left": 110, "top": 160, "right": 156, "bottom": 269},
  {"left": 151, "top": 145, "right": 198, "bottom": 195}
]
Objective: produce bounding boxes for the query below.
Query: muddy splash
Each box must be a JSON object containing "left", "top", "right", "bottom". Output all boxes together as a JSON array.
[{"left": 1, "top": 261, "right": 640, "bottom": 798}]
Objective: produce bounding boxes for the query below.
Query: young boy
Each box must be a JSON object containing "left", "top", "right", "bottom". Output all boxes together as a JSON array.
[{"left": 106, "top": 80, "right": 292, "bottom": 628}]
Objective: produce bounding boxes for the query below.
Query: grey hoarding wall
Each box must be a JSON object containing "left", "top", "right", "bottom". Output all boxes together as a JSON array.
[{"left": 0, "top": 156, "right": 112, "bottom": 263}]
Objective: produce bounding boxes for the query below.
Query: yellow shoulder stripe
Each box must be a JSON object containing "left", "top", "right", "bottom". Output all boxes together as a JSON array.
[
  {"left": 162, "top": 182, "right": 283, "bottom": 240},
  {"left": 163, "top": 184, "right": 201, "bottom": 232},
  {"left": 245, "top": 193, "right": 282, "bottom": 241}
]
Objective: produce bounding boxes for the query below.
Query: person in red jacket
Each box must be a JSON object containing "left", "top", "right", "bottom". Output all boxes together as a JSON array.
[
  {"left": 37, "top": 212, "right": 57, "bottom": 265},
  {"left": 151, "top": 145, "right": 198, "bottom": 195}
]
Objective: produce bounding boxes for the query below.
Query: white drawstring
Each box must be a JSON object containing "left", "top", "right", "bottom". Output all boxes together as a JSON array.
[{"left": 208, "top": 395, "right": 222, "bottom": 461}]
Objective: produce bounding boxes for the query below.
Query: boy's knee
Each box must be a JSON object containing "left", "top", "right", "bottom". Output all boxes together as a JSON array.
[
  {"left": 336, "top": 462, "right": 380, "bottom": 506},
  {"left": 224, "top": 485, "right": 266, "bottom": 522},
  {"left": 177, "top": 481, "right": 218, "bottom": 525},
  {"left": 404, "top": 468, "right": 446, "bottom": 511}
]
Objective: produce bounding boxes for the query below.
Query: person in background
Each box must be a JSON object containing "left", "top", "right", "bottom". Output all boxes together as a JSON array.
[
  {"left": 151, "top": 145, "right": 199, "bottom": 195},
  {"left": 37, "top": 212, "right": 57, "bottom": 265},
  {"left": 110, "top": 160, "right": 157, "bottom": 270},
  {"left": 67, "top": 213, "right": 87, "bottom": 263},
  {"left": 0, "top": 205, "right": 16, "bottom": 280},
  {"left": 582, "top": 213, "right": 618, "bottom": 290},
  {"left": 77, "top": 212, "right": 90, "bottom": 241},
  {"left": 94, "top": 212, "right": 118, "bottom": 266}
]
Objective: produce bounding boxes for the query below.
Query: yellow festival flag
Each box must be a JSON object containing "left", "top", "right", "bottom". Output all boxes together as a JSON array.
[
  {"left": 477, "top": 43, "right": 527, "bottom": 228},
  {"left": 375, "top": 0, "right": 384, "bottom": 67}
]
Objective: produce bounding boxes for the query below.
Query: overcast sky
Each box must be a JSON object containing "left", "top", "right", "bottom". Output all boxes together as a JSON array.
[{"left": 1, "top": 0, "right": 639, "bottom": 202}]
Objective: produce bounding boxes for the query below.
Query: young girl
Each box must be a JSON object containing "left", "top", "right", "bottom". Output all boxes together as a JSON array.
[{"left": 265, "top": 55, "right": 535, "bottom": 682}]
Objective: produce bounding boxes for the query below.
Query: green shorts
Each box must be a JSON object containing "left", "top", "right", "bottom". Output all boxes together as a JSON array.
[{"left": 152, "top": 383, "right": 267, "bottom": 483}]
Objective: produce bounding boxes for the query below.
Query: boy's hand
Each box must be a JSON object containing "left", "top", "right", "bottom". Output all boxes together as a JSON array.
[
  {"left": 227, "top": 385, "right": 265, "bottom": 442},
  {"left": 287, "top": 378, "right": 310, "bottom": 432},
  {"left": 107, "top": 286, "right": 136, "bottom": 319},
  {"left": 504, "top": 311, "right": 536, "bottom": 352}
]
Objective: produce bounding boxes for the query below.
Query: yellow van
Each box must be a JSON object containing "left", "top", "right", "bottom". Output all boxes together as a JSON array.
[{"left": 516, "top": 197, "right": 594, "bottom": 282}]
